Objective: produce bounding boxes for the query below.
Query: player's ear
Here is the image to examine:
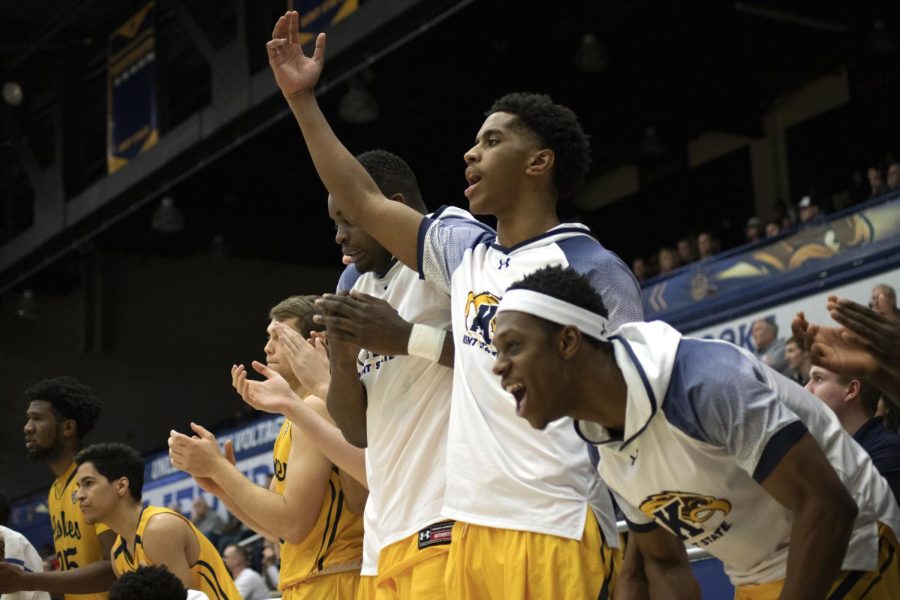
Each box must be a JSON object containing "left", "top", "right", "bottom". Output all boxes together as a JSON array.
[
  {"left": 115, "top": 477, "right": 130, "bottom": 498},
  {"left": 387, "top": 192, "right": 406, "bottom": 204},
  {"left": 61, "top": 418, "right": 78, "bottom": 440},
  {"left": 526, "top": 149, "right": 554, "bottom": 177},
  {"left": 558, "top": 325, "right": 579, "bottom": 360}
]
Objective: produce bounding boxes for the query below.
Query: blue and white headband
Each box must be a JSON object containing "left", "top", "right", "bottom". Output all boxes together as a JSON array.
[{"left": 497, "top": 288, "right": 610, "bottom": 341}]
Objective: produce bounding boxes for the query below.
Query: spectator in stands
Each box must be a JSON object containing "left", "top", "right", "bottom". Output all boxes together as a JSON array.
[
  {"left": 784, "top": 336, "right": 812, "bottom": 386},
  {"left": 260, "top": 539, "right": 279, "bottom": 592},
  {"left": 631, "top": 257, "right": 649, "bottom": 282},
  {"left": 765, "top": 220, "right": 781, "bottom": 238},
  {"left": 868, "top": 166, "right": 888, "bottom": 198},
  {"left": 108, "top": 565, "right": 208, "bottom": 600},
  {"left": 871, "top": 284, "right": 899, "bottom": 319},
  {"left": 806, "top": 366, "right": 900, "bottom": 504},
  {"left": 697, "top": 231, "right": 719, "bottom": 259},
  {"left": 676, "top": 236, "right": 698, "bottom": 265},
  {"left": 792, "top": 295, "right": 900, "bottom": 409},
  {"left": 222, "top": 544, "right": 269, "bottom": 600},
  {"left": 888, "top": 162, "right": 900, "bottom": 193},
  {"left": 744, "top": 217, "right": 763, "bottom": 243},
  {"left": 752, "top": 317, "right": 789, "bottom": 374},
  {"left": 797, "top": 196, "right": 823, "bottom": 225},
  {"left": 166, "top": 502, "right": 183, "bottom": 515},
  {"left": 190, "top": 496, "right": 224, "bottom": 548},
  {"left": 657, "top": 247, "right": 682, "bottom": 274}
]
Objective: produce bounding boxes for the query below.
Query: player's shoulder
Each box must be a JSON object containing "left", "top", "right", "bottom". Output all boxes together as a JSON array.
[{"left": 143, "top": 508, "right": 190, "bottom": 538}]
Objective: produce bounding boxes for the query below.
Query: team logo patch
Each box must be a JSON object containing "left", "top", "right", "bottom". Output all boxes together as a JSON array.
[
  {"left": 417, "top": 520, "right": 454, "bottom": 550},
  {"left": 639, "top": 491, "right": 732, "bottom": 543},
  {"left": 463, "top": 291, "right": 500, "bottom": 354}
]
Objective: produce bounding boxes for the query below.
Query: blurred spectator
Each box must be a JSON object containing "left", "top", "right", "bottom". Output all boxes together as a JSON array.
[
  {"left": 697, "top": 231, "right": 719, "bottom": 259},
  {"left": 631, "top": 257, "right": 649, "bottom": 282},
  {"left": 222, "top": 545, "right": 269, "bottom": 600},
  {"left": 806, "top": 366, "right": 900, "bottom": 504},
  {"left": 871, "top": 284, "right": 899, "bottom": 319},
  {"left": 764, "top": 220, "right": 781, "bottom": 238},
  {"left": 166, "top": 502, "right": 183, "bottom": 515},
  {"left": 751, "top": 317, "right": 788, "bottom": 374},
  {"left": 797, "top": 196, "right": 822, "bottom": 225},
  {"left": 784, "top": 336, "right": 812, "bottom": 386},
  {"left": 888, "top": 162, "right": 900, "bottom": 192},
  {"left": 744, "top": 217, "right": 763, "bottom": 243},
  {"left": 868, "top": 166, "right": 888, "bottom": 198},
  {"left": 260, "top": 539, "right": 280, "bottom": 592},
  {"left": 191, "top": 496, "right": 225, "bottom": 547},
  {"left": 658, "top": 247, "right": 682, "bottom": 274},
  {"left": 676, "top": 236, "right": 698, "bottom": 264}
]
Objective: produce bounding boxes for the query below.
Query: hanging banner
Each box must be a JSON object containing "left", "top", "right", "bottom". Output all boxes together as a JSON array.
[
  {"left": 107, "top": 2, "right": 158, "bottom": 174},
  {"left": 290, "top": 0, "right": 359, "bottom": 44}
]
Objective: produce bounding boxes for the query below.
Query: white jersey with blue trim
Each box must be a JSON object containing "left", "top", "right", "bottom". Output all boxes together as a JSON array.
[
  {"left": 418, "top": 206, "right": 641, "bottom": 541},
  {"left": 340, "top": 214, "right": 454, "bottom": 566},
  {"left": 0, "top": 525, "right": 51, "bottom": 600},
  {"left": 577, "top": 320, "right": 900, "bottom": 586}
]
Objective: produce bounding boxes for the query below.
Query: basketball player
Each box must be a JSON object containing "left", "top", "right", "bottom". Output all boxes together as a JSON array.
[
  {"left": 169, "top": 296, "right": 365, "bottom": 599},
  {"left": 266, "top": 12, "right": 634, "bottom": 597},
  {"left": 0, "top": 377, "right": 114, "bottom": 598},
  {"left": 242, "top": 149, "right": 457, "bottom": 599},
  {"left": 491, "top": 266, "right": 900, "bottom": 599}
]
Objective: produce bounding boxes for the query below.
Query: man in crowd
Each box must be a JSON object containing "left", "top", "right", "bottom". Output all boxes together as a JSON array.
[
  {"left": 222, "top": 545, "right": 269, "bottom": 600},
  {"left": 751, "top": 318, "right": 788, "bottom": 375},
  {"left": 783, "top": 336, "right": 811, "bottom": 386},
  {"left": 871, "top": 284, "right": 899, "bottom": 319}
]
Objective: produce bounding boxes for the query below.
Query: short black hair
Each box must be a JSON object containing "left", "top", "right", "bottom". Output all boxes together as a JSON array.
[
  {"left": 109, "top": 566, "right": 186, "bottom": 600},
  {"left": 0, "top": 492, "right": 10, "bottom": 526},
  {"left": 75, "top": 443, "right": 144, "bottom": 502},
  {"left": 356, "top": 150, "right": 427, "bottom": 214},
  {"left": 507, "top": 266, "right": 610, "bottom": 347},
  {"left": 25, "top": 377, "right": 103, "bottom": 440},
  {"left": 489, "top": 93, "right": 591, "bottom": 199}
]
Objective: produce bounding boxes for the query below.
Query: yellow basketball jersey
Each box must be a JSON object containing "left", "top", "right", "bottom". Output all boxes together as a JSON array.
[
  {"left": 273, "top": 421, "right": 364, "bottom": 590},
  {"left": 48, "top": 462, "right": 109, "bottom": 600},
  {"left": 111, "top": 506, "right": 241, "bottom": 600}
]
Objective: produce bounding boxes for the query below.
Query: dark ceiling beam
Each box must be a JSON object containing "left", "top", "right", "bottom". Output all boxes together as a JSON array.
[
  {"left": 0, "top": 0, "right": 465, "bottom": 291},
  {"left": 7, "top": 0, "right": 97, "bottom": 70}
]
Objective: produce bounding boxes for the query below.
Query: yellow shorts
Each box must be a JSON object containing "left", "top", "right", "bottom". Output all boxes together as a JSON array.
[
  {"left": 445, "top": 508, "right": 620, "bottom": 600},
  {"left": 282, "top": 569, "right": 360, "bottom": 600},
  {"left": 356, "top": 575, "right": 377, "bottom": 600},
  {"left": 374, "top": 523, "right": 452, "bottom": 600},
  {"left": 734, "top": 524, "right": 900, "bottom": 600}
]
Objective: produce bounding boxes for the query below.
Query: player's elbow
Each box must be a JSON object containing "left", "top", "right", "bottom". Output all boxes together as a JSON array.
[{"left": 282, "top": 518, "right": 316, "bottom": 545}]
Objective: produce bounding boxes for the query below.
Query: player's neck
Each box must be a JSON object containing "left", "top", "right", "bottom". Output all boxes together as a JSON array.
[
  {"left": 47, "top": 444, "right": 80, "bottom": 478},
  {"left": 572, "top": 353, "right": 627, "bottom": 430},
  {"left": 495, "top": 199, "right": 559, "bottom": 248},
  {"left": 106, "top": 501, "right": 143, "bottom": 544}
]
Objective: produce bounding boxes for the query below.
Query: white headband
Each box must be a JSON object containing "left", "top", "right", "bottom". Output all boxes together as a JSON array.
[{"left": 497, "top": 288, "right": 610, "bottom": 341}]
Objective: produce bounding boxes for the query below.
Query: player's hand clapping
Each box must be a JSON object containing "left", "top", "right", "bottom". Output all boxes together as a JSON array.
[
  {"left": 168, "top": 423, "right": 232, "bottom": 479},
  {"left": 273, "top": 323, "right": 331, "bottom": 399},
  {"left": 315, "top": 291, "right": 414, "bottom": 358}
]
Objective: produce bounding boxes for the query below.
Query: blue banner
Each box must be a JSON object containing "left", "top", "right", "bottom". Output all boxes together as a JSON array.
[
  {"left": 107, "top": 2, "right": 158, "bottom": 173},
  {"left": 643, "top": 193, "right": 900, "bottom": 329},
  {"left": 292, "top": 0, "right": 359, "bottom": 44}
]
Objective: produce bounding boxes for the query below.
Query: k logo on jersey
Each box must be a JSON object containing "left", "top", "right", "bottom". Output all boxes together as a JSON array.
[
  {"left": 464, "top": 291, "right": 500, "bottom": 347},
  {"left": 640, "top": 491, "right": 732, "bottom": 541}
]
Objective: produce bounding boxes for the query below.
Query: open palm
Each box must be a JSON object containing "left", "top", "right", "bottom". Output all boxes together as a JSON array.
[{"left": 267, "top": 11, "right": 326, "bottom": 99}]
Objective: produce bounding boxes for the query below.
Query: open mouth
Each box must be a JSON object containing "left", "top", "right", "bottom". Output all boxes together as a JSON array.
[
  {"left": 505, "top": 382, "right": 527, "bottom": 415},
  {"left": 342, "top": 249, "right": 363, "bottom": 264},
  {"left": 464, "top": 168, "right": 482, "bottom": 199}
]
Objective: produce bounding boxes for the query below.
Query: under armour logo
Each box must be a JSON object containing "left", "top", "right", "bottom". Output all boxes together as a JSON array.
[
  {"left": 498, "top": 258, "right": 510, "bottom": 270},
  {"left": 419, "top": 531, "right": 430, "bottom": 542},
  {"left": 630, "top": 450, "right": 639, "bottom": 465}
]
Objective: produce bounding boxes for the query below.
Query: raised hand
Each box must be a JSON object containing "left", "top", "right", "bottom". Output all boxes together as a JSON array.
[
  {"left": 244, "top": 361, "right": 303, "bottom": 415},
  {"left": 791, "top": 310, "right": 879, "bottom": 376},
  {"left": 275, "top": 323, "right": 331, "bottom": 397},
  {"left": 168, "top": 423, "right": 228, "bottom": 478},
  {"left": 826, "top": 295, "right": 900, "bottom": 379},
  {"left": 316, "top": 291, "right": 413, "bottom": 357},
  {"left": 266, "top": 11, "right": 326, "bottom": 99}
]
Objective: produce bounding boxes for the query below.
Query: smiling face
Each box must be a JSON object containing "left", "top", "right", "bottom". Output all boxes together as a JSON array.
[
  {"left": 492, "top": 310, "right": 575, "bottom": 430},
  {"left": 74, "top": 461, "right": 122, "bottom": 525},
  {"left": 23, "top": 400, "right": 63, "bottom": 460},
  {"left": 328, "top": 195, "right": 391, "bottom": 274},
  {"left": 463, "top": 112, "right": 545, "bottom": 217}
]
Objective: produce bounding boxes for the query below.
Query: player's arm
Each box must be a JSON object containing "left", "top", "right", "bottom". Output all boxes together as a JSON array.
[
  {"left": 759, "top": 432, "right": 857, "bottom": 599},
  {"left": 290, "top": 394, "right": 368, "bottom": 487},
  {"left": 267, "top": 11, "right": 424, "bottom": 270},
  {"left": 139, "top": 513, "right": 198, "bottom": 590},
  {"left": 0, "top": 556, "right": 117, "bottom": 594},
  {"left": 326, "top": 345, "right": 369, "bottom": 448},
  {"left": 616, "top": 527, "right": 699, "bottom": 600}
]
